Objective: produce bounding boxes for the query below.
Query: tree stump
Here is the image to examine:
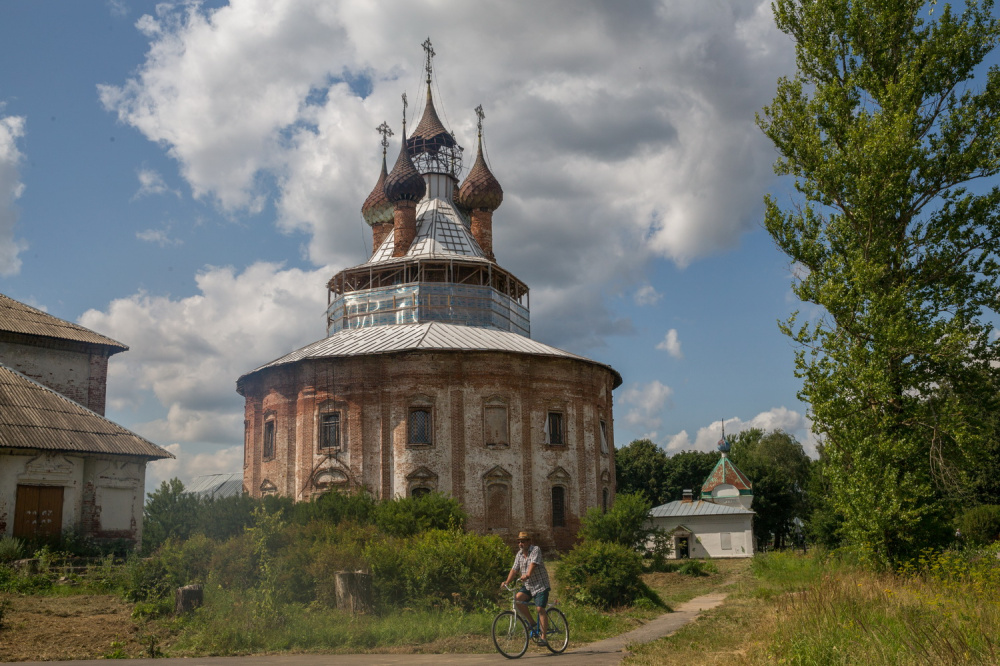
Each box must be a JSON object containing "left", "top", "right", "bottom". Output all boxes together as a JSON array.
[
  {"left": 175, "top": 584, "right": 203, "bottom": 614},
  {"left": 334, "top": 571, "right": 372, "bottom": 614}
]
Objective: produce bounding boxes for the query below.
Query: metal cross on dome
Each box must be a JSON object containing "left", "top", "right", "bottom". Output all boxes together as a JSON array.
[
  {"left": 475, "top": 105, "right": 485, "bottom": 135},
  {"left": 376, "top": 121, "right": 393, "bottom": 154},
  {"left": 422, "top": 37, "right": 435, "bottom": 84}
]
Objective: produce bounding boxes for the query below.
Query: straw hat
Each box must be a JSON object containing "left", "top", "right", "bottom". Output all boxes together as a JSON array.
[{"left": 517, "top": 531, "right": 531, "bottom": 540}]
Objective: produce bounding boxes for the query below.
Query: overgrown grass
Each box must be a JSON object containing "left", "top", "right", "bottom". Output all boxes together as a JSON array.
[{"left": 625, "top": 548, "right": 1000, "bottom": 666}]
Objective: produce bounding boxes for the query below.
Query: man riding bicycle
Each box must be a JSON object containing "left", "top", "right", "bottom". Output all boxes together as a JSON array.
[{"left": 502, "top": 530, "right": 550, "bottom": 645}]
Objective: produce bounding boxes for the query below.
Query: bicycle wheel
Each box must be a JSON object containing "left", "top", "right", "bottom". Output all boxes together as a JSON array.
[
  {"left": 492, "top": 610, "right": 529, "bottom": 658},
  {"left": 544, "top": 607, "right": 569, "bottom": 654}
]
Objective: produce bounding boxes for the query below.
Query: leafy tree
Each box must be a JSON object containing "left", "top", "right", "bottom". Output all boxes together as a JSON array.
[
  {"left": 578, "top": 492, "right": 655, "bottom": 550},
  {"left": 728, "top": 429, "right": 811, "bottom": 549},
  {"left": 615, "top": 439, "right": 671, "bottom": 503},
  {"left": 142, "top": 478, "right": 201, "bottom": 554},
  {"left": 758, "top": 0, "right": 1000, "bottom": 566},
  {"left": 661, "top": 449, "right": 720, "bottom": 502}
]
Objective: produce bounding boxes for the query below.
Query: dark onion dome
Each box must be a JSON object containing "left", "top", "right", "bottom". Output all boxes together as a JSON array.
[
  {"left": 361, "top": 156, "right": 394, "bottom": 226},
  {"left": 384, "top": 135, "right": 426, "bottom": 203},
  {"left": 406, "top": 87, "right": 458, "bottom": 157},
  {"left": 457, "top": 135, "right": 503, "bottom": 211}
]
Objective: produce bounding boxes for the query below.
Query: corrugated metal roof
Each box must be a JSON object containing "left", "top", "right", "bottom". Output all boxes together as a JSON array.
[
  {"left": 0, "top": 364, "right": 172, "bottom": 459},
  {"left": 0, "top": 293, "right": 127, "bottom": 351},
  {"left": 187, "top": 473, "right": 244, "bottom": 499},
  {"left": 650, "top": 500, "right": 754, "bottom": 518},
  {"left": 241, "top": 321, "right": 618, "bottom": 377}
]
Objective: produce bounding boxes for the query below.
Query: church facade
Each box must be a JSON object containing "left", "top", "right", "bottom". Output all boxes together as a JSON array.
[{"left": 237, "top": 43, "right": 621, "bottom": 549}]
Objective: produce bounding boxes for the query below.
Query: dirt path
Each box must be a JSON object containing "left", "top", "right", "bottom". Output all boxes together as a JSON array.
[{"left": 1, "top": 592, "right": 727, "bottom": 665}]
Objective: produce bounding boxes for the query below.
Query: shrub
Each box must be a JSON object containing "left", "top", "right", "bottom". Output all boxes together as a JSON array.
[
  {"left": 158, "top": 533, "right": 216, "bottom": 588},
  {"left": 365, "top": 529, "right": 508, "bottom": 610},
  {"left": 290, "top": 489, "right": 377, "bottom": 526},
  {"left": 116, "top": 553, "right": 170, "bottom": 602},
  {"left": 558, "top": 540, "right": 646, "bottom": 608},
  {"left": 956, "top": 505, "right": 1000, "bottom": 546},
  {"left": 373, "top": 492, "right": 467, "bottom": 537},
  {"left": 0, "top": 536, "right": 25, "bottom": 563},
  {"left": 578, "top": 492, "right": 656, "bottom": 551},
  {"left": 207, "top": 532, "right": 259, "bottom": 591}
]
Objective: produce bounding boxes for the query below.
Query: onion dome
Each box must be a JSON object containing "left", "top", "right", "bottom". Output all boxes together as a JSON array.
[
  {"left": 717, "top": 436, "right": 731, "bottom": 454},
  {"left": 407, "top": 87, "right": 458, "bottom": 157},
  {"left": 361, "top": 155, "right": 394, "bottom": 226},
  {"left": 384, "top": 132, "right": 426, "bottom": 203},
  {"left": 458, "top": 133, "right": 503, "bottom": 211}
]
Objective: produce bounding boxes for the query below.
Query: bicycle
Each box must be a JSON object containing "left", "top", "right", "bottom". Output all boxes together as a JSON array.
[{"left": 491, "top": 582, "right": 569, "bottom": 658}]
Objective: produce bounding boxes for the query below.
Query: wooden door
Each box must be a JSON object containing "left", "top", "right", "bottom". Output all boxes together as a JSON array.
[{"left": 13, "top": 485, "right": 64, "bottom": 539}]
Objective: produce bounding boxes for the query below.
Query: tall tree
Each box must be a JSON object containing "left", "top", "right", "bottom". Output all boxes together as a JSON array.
[
  {"left": 729, "top": 429, "right": 812, "bottom": 549},
  {"left": 615, "top": 439, "right": 670, "bottom": 504},
  {"left": 661, "top": 449, "right": 720, "bottom": 502},
  {"left": 759, "top": 0, "right": 1000, "bottom": 565}
]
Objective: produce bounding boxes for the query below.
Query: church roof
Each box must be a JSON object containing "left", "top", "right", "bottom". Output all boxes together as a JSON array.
[
  {"left": 650, "top": 500, "right": 754, "bottom": 518},
  {"left": 458, "top": 134, "right": 503, "bottom": 212},
  {"left": 0, "top": 364, "right": 172, "bottom": 459},
  {"left": 0, "top": 293, "right": 127, "bottom": 352},
  {"left": 407, "top": 87, "right": 458, "bottom": 158},
  {"left": 701, "top": 455, "right": 753, "bottom": 495},
  {"left": 367, "top": 197, "right": 487, "bottom": 263},
  {"left": 361, "top": 155, "right": 394, "bottom": 227},
  {"left": 239, "top": 321, "right": 622, "bottom": 387}
]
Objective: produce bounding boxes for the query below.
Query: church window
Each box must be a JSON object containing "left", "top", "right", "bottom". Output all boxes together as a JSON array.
[
  {"left": 263, "top": 419, "right": 275, "bottom": 460},
  {"left": 551, "top": 486, "right": 566, "bottom": 528},
  {"left": 484, "top": 403, "right": 509, "bottom": 447},
  {"left": 409, "top": 408, "right": 433, "bottom": 445},
  {"left": 486, "top": 482, "right": 511, "bottom": 529},
  {"left": 411, "top": 486, "right": 431, "bottom": 499},
  {"left": 319, "top": 412, "right": 342, "bottom": 451},
  {"left": 599, "top": 419, "right": 609, "bottom": 454},
  {"left": 243, "top": 420, "right": 250, "bottom": 467},
  {"left": 545, "top": 411, "right": 564, "bottom": 445},
  {"left": 721, "top": 532, "right": 732, "bottom": 550},
  {"left": 603, "top": 487, "right": 609, "bottom": 513}
]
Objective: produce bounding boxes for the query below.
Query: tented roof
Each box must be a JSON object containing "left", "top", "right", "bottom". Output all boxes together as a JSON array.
[
  {"left": 0, "top": 364, "right": 172, "bottom": 459},
  {"left": 368, "top": 198, "right": 486, "bottom": 263},
  {"left": 0, "top": 293, "right": 127, "bottom": 352}
]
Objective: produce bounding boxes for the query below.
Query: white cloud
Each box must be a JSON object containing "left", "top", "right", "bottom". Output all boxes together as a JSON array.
[
  {"left": 0, "top": 114, "right": 28, "bottom": 276},
  {"left": 656, "top": 329, "right": 683, "bottom": 359},
  {"left": 146, "top": 443, "right": 244, "bottom": 491},
  {"left": 79, "top": 262, "right": 330, "bottom": 446},
  {"left": 98, "top": 0, "right": 794, "bottom": 351},
  {"left": 134, "top": 167, "right": 178, "bottom": 199},
  {"left": 620, "top": 380, "right": 674, "bottom": 432},
  {"left": 663, "top": 407, "right": 819, "bottom": 457},
  {"left": 136, "top": 228, "right": 183, "bottom": 247},
  {"left": 633, "top": 284, "right": 663, "bottom": 307}
]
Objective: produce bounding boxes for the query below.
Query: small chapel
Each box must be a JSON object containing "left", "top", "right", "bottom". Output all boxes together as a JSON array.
[{"left": 237, "top": 41, "right": 622, "bottom": 549}]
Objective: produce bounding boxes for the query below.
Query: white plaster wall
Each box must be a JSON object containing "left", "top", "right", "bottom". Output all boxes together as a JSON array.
[{"left": 650, "top": 512, "right": 755, "bottom": 559}]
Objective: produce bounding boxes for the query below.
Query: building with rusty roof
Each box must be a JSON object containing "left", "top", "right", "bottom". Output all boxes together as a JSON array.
[
  {"left": 0, "top": 293, "right": 171, "bottom": 546},
  {"left": 237, "top": 41, "right": 621, "bottom": 550},
  {"left": 647, "top": 435, "right": 755, "bottom": 558}
]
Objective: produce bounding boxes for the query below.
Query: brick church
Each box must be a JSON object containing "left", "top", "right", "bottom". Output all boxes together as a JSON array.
[{"left": 237, "top": 42, "right": 621, "bottom": 549}]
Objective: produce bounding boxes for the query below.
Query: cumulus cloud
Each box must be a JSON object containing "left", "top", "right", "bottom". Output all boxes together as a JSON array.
[
  {"left": 0, "top": 114, "right": 28, "bottom": 276},
  {"left": 664, "top": 406, "right": 819, "bottom": 457},
  {"left": 136, "top": 228, "right": 183, "bottom": 247},
  {"left": 633, "top": 284, "right": 662, "bottom": 307},
  {"left": 79, "top": 262, "right": 330, "bottom": 446},
  {"left": 133, "top": 167, "right": 178, "bottom": 199},
  {"left": 98, "top": 0, "right": 793, "bottom": 351},
  {"left": 619, "top": 380, "right": 674, "bottom": 434},
  {"left": 656, "top": 329, "right": 683, "bottom": 358}
]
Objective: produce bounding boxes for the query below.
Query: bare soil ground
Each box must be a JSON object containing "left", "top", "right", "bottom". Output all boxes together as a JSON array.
[{"left": 0, "top": 593, "right": 161, "bottom": 661}]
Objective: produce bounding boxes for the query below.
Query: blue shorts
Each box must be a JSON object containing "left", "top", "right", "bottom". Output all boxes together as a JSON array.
[{"left": 518, "top": 587, "right": 549, "bottom": 608}]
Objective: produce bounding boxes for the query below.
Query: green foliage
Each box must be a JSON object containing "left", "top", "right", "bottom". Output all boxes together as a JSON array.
[
  {"left": 728, "top": 428, "right": 811, "bottom": 549},
  {"left": 578, "top": 492, "right": 655, "bottom": 550},
  {"left": 758, "top": 0, "right": 1000, "bottom": 566},
  {"left": 615, "top": 439, "right": 671, "bottom": 503},
  {"left": 157, "top": 533, "right": 216, "bottom": 588},
  {"left": 676, "top": 559, "right": 717, "bottom": 577},
  {"left": 372, "top": 491, "right": 467, "bottom": 537},
  {"left": 364, "top": 529, "right": 508, "bottom": 610},
  {"left": 142, "top": 478, "right": 202, "bottom": 554},
  {"left": 957, "top": 505, "right": 1000, "bottom": 545},
  {"left": 117, "top": 553, "right": 170, "bottom": 602},
  {"left": 557, "top": 540, "right": 648, "bottom": 608},
  {"left": 661, "top": 450, "right": 720, "bottom": 503},
  {"left": 289, "top": 489, "right": 376, "bottom": 526},
  {"left": 0, "top": 536, "right": 25, "bottom": 563}
]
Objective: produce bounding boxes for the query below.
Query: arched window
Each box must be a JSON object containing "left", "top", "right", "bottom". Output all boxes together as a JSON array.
[
  {"left": 409, "top": 408, "right": 433, "bottom": 445},
  {"left": 603, "top": 487, "right": 609, "bottom": 513},
  {"left": 552, "top": 486, "right": 566, "bottom": 528},
  {"left": 411, "top": 486, "right": 431, "bottom": 499}
]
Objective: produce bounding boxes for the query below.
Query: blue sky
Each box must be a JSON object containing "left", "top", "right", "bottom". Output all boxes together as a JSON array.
[{"left": 0, "top": 0, "right": 819, "bottom": 489}]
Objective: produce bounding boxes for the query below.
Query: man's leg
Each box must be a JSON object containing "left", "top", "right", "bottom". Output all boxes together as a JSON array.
[
  {"left": 515, "top": 591, "right": 535, "bottom": 629},
  {"left": 537, "top": 605, "right": 548, "bottom": 640}
]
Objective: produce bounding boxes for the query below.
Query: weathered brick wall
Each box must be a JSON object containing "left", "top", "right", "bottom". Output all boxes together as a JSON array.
[
  {"left": 0, "top": 338, "right": 112, "bottom": 415},
  {"left": 239, "top": 350, "right": 617, "bottom": 550}
]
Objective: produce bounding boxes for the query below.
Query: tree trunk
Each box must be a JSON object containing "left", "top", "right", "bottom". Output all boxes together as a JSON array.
[
  {"left": 175, "top": 584, "right": 203, "bottom": 614},
  {"left": 335, "top": 571, "right": 372, "bottom": 614}
]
